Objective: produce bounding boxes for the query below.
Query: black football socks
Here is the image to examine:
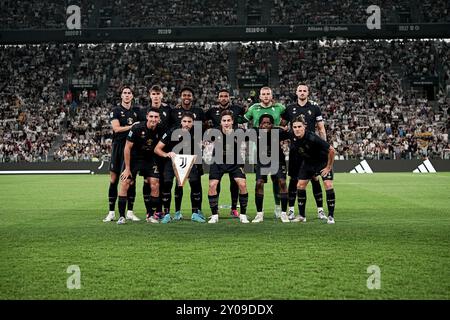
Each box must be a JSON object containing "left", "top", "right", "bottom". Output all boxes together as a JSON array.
[{"left": 297, "top": 189, "right": 307, "bottom": 218}]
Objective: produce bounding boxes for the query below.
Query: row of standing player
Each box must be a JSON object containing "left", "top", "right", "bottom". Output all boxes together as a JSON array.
[{"left": 102, "top": 84, "right": 336, "bottom": 224}]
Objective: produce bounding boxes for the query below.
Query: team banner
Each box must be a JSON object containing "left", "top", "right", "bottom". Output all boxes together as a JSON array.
[{"left": 172, "top": 154, "right": 197, "bottom": 187}]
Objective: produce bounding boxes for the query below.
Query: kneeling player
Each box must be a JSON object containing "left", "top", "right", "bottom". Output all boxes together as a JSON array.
[
  {"left": 207, "top": 111, "right": 250, "bottom": 224},
  {"left": 117, "top": 108, "right": 162, "bottom": 224},
  {"left": 252, "top": 114, "right": 289, "bottom": 223},
  {"left": 290, "top": 116, "right": 336, "bottom": 224}
]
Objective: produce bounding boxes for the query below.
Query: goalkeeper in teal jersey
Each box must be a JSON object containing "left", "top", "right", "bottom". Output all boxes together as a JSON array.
[{"left": 239, "top": 86, "right": 286, "bottom": 219}]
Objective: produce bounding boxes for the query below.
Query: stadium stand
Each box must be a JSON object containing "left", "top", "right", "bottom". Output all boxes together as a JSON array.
[
  {"left": 1, "top": 0, "right": 447, "bottom": 29},
  {"left": 0, "top": 0, "right": 449, "bottom": 163},
  {"left": 116, "top": 0, "right": 238, "bottom": 27},
  {"left": 270, "top": 0, "right": 413, "bottom": 25},
  {"left": 1, "top": 40, "right": 449, "bottom": 163}
]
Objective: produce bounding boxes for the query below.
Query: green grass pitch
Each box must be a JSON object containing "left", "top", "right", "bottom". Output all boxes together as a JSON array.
[{"left": 0, "top": 173, "right": 449, "bottom": 299}]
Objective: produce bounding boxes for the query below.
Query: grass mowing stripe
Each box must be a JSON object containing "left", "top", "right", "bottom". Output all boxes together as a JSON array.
[{"left": 0, "top": 173, "right": 449, "bottom": 299}]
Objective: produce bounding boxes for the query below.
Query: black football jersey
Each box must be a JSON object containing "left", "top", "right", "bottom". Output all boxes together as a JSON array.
[
  {"left": 132, "top": 105, "right": 147, "bottom": 122},
  {"left": 255, "top": 127, "right": 290, "bottom": 162},
  {"left": 283, "top": 100, "right": 323, "bottom": 133},
  {"left": 212, "top": 129, "right": 243, "bottom": 164},
  {"left": 157, "top": 105, "right": 172, "bottom": 131},
  {"left": 110, "top": 105, "right": 139, "bottom": 143},
  {"left": 206, "top": 104, "right": 244, "bottom": 129},
  {"left": 126, "top": 122, "right": 163, "bottom": 160},
  {"left": 160, "top": 126, "right": 199, "bottom": 155},
  {"left": 290, "top": 131, "right": 330, "bottom": 164},
  {"left": 169, "top": 106, "right": 205, "bottom": 129}
]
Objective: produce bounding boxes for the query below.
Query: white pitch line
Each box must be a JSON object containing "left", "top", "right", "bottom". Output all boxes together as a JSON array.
[{"left": 0, "top": 170, "right": 92, "bottom": 174}]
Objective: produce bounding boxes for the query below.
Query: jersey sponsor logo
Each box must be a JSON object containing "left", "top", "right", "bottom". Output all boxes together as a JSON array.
[{"left": 128, "top": 131, "right": 133, "bottom": 138}]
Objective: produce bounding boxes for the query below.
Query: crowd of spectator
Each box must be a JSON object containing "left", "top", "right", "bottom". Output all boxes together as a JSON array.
[
  {"left": 53, "top": 100, "right": 111, "bottom": 162},
  {"left": 115, "top": 0, "right": 238, "bottom": 27},
  {"left": 237, "top": 42, "right": 273, "bottom": 79},
  {"left": 103, "top": 42, "right": 230, "bottom": 110},
  {"left": 1, "top": 40, "right": 449, "bottom": 163},
  {"left": 1, "top": 0, "right": 448, "bottom": 29},
  {"left": 270, "top": 0, "right": 410, "bottom": 25},
  {"left": 0, "top": 0, "right": 92, "bottom": 29},
  {"left": 72, "top": 44, "right": 112, "bottom": 88},
  {"left": 0, "top": 44, "right": 72, "bottom": 162},
  {"left": 422, "top": 0, "right": 450, "bottom": 23},
  {"left": 0, "top": 94, "right": 64, "bottom": 162},
  {"left": 277, "top": 40, "right": 450, "bottom": 160}
]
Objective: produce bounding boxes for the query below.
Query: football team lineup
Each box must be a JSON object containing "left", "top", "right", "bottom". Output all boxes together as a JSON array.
[{"left": 104, "top": 85, "right": 337, "bottom": 225}]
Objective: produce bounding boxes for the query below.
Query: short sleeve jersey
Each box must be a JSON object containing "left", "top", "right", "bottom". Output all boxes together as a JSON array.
[
  {"left": 255, "top": 127, "right": 290, "bottom": 162},
  {"left": 206, "top": 104, "right": 244, "bottom": 129},
  {"left": 291, "top": 131, "right": 330, "bottom": 164},
  {"left": 110, "top": 105, "right": 139, "bottom": 143},
  {"left": 160, "top": 127, "right": 197, "bottom": 155},
  {"left": 283, "top": 100, "right": 323, "bottom": 132},
  {"left": 126, "top": 122, "right": 163, "bottom": 160},
  {"left": 169, "top": 106, "right": 205, "bottom": 129},
  {"left": 243, "top": 102, "right": 286, "bottom": 127}
]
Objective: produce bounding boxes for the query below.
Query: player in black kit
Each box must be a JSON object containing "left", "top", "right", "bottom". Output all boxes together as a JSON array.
[
  {"left": 103, "top": 86, "right": 140, "bottom": 223},
  {"left": 169, "top": 86, "right": 205, "bottom": 128},
  {"left": 116, "top": 108, "right": 163, "bottom": 224},
  {"left": 207, "top": 110, "right": 250, "bottom": 224},
  {"left": 282, "top": 84, "right": 328, "bottom": 221},
  {"left": 139, "top": 85, "right": 172, "bottom": 216},
  {"left": 168, "top": 87, "right": 205, "bottom": 220},
  {"left": 290, "top": 116, "right": 336, "bottom": 224},
  {"left": 154, "top": 112, "right": 205, "bottom": 223},
  {"left": 205, "top": 89, "right": 244, "bottom": 218},
  {"left": 251, "top": 114, "right": 289, "bottom": 223}
]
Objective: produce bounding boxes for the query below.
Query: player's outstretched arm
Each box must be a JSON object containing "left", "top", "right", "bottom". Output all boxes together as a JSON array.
[{"left": 155, "top": 141, "right": 175, "bottom": 159}]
